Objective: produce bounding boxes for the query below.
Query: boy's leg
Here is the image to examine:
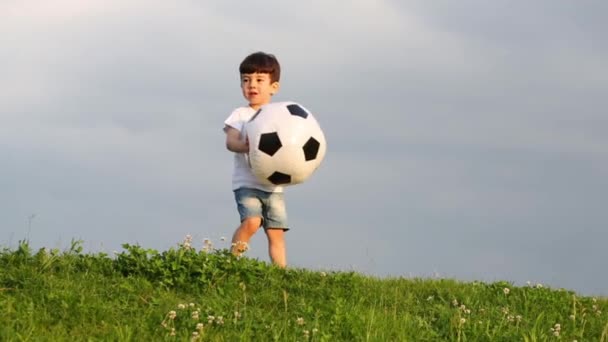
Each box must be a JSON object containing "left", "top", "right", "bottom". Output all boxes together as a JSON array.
[
  {"left": 232, "top": 188, "right": 264, "bottom": 256},
  {"left": 231, "top": 216, "right": 262, "bottom": 256},
  {"left": 265, "top": 228, "right": 286, "bottom": 268}
]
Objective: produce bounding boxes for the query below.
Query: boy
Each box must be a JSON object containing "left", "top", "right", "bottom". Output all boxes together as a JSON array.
[{"left": 223, "top": 52, "right": 288, "bottom": 267}]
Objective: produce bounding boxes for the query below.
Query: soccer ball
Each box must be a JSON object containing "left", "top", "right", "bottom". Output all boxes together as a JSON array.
[{"left": 245, "top": 101, "right": 326, "bottom": 186}]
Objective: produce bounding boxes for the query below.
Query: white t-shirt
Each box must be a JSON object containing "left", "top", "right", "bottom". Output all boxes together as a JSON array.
[{"left": 224, "top": 106, "right": 283, "bottom": 193}]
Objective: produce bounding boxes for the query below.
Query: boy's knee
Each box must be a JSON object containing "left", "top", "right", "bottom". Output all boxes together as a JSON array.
[{"left": 241, "top": 217, "right": 262, "bottom": 232}]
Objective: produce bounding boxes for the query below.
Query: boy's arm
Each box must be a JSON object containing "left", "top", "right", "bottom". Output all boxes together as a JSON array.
[{"left": 224, "top": 125, "right": 249, "bottom": 153}]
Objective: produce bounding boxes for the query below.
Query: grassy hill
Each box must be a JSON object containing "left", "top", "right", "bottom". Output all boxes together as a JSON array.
[{"left": 1, "top": 239, "right": 607, "bottom": 341}]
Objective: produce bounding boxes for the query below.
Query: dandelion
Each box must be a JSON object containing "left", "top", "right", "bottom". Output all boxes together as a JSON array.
[
  {"left": 503, "top": 288, "right": 510, "bottom": 295},
  {"left": 297, "top": 317, "right": 305, "bottom": 326}
]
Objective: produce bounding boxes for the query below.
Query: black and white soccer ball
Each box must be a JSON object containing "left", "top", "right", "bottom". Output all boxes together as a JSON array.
[{"left": 245, "top": 101, "right": 327, "bottom": 186}]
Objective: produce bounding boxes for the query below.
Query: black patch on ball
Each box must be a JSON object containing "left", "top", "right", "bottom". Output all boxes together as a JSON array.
[
  {"left": 302, "top": 137, "right": 320, "bottom": 161},
  {"left": 268, "top": 171, "right": 291, "bottom": 185},
  {"left": 287, "top": 104, "right": 308, "bottom": 119},
  {"left": 248, "top": 109, "right": 262, "bottom": 122},
  {"left": 258, "top": 132, "right": 282, "bottom": 156}
]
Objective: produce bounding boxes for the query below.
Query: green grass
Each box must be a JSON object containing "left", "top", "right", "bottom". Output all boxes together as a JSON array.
[{"left": 1, "top": 239, "right": 607, "bottom": 341}]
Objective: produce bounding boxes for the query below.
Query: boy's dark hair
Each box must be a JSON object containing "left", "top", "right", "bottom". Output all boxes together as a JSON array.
[{"left": 239, "top": 52, "right": 281, "bottom": 83}]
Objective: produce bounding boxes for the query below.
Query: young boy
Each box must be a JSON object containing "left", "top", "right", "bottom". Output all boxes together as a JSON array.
[{"left": 223, "top": 52, "right": 288, "bottom": 268}]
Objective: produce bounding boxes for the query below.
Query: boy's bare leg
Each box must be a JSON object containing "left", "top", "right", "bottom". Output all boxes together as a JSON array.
[
  {"left": 265, "top": 228, "right": 286, "bottom": 268},
  {"left": 231, "top": 217, "right": 262, "bottom": 255}
]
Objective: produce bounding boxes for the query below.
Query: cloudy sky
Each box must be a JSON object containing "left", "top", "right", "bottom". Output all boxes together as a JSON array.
[{"left": 2, "top": 1, "right": 607, "bottom": 296}]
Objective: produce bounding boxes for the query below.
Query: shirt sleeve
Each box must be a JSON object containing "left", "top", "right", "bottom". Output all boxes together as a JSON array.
[{"left": 224, "top": 108, "right": 244, "bottom": 132}]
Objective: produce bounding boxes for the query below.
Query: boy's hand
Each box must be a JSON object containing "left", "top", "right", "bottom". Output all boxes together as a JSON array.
[{"left": 225, "top": 126, "right": 250, "bottom": 153}]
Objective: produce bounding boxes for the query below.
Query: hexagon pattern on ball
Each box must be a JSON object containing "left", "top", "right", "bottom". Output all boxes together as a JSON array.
[{"left": 245, "top": 101, "right": 326, "bottom": 187}]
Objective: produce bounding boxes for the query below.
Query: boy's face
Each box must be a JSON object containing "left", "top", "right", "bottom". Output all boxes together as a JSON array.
[{"left": 240, "top": 73, "right": 279, "bottom": 110}]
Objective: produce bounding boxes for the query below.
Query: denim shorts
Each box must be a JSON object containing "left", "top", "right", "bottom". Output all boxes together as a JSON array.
[{"left": 234, "top": 187, "right": 289, "bottom": 230}]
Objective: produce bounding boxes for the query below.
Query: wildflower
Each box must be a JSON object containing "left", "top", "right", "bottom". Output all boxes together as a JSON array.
[
  {"left": 303, "top": 330, "right": 310, "bottom": 338},
  {"left": 312, "top": 328, "right": 318, "bottom": 334},
  {"left": 460, "top": 304, "right": 466, "bottom": 311},
  {"left": 452, "top": 299, "right": 459, "bottom": 307},
  {"left": 216, "top": 316, "right": 224, "bottom": 325},
  {"left": 196, "top": 323, "right": 204, "bottom": 331},
  {"left": 320, "top": 271, "right": 327, "bottom": 277},
  {"left": 191, "top": 310, "right": 200, "bottom": 320},
  {"left": 502, "top": 307, "right": 509, "bottom": 315},
  {"left": 503, "top": 288, "right": 510, "bottom": 295},
  {"left": 178, "top": 303, "right": 186, "bottom": 310},
  {"left": 507, "top": 315, "right": 515, "bottom": 322},
  {"left": 536, "top": 283, "right": 543, "bottom": 289},
  {"left": 168, "top": 311, "right": 177, "bottom": 320},
  {"left": 207, "top": 315, "right": 215, "bottom": 324},
  {"left": 526, "top": 281, "right": 531, "bottom": 286},
  {"left": 182, "top": 234, "right": 193, "bottom": 250},
  {"left": 234, "top": 311, "right": 242, "bottom": 319},
  {"left": 189, "top": 303, "right": 195, "bottom": 308},
  {"left": 191, "top": 331, "right": 200, "bottom": 341},
  {"left": 569, "top": 314, "right": 575, "bottom": 321},
  {"left": 426, "top": 296, "right": 434, "bottom": 301},
  {"left": 297, "top": 317, "right": 305, "bottom": 326},
  {"left": 170, "top": 328, "right": 176, "bottom": 336},
  {"left": 460, "top": 318, "right": 466, "bottom": 324},
  {"left": 516, "top": 315, "right": 522, "bottom": 323},
  {"left": 551, "top": 323, "right": 561, "bottom": 336}
]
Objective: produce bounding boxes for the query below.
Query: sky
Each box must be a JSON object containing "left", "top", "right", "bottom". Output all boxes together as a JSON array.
[{"left": 1, "top": 0, "right": 607, "bottom": 296}]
